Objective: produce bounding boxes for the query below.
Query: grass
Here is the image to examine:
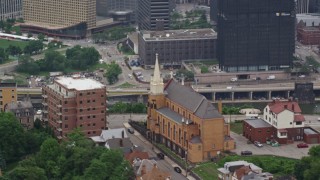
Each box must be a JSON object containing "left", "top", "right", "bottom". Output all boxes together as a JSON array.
[
  {"left": 116, "top": 82, "right": 136, "bottom": 88},
  {"left": 192, "top": 155, "right": 298, "bottom": 179},
  {"left": 193, "top": 162, "right": 219, "bottom": 180},
  {"left": 187, "top": 60, "right": 219, "bottom": 66},
  {"left": 88, "top": 62, "right": 109, "bottom": 71},
  {"left": 0, "top": 39, "right": 29, "bottom": 49},
  {"left": 230, "top": 122, "right": 243, "bottom": 135}
]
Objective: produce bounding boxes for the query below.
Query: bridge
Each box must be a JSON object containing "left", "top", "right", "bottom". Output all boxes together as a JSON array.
[{"left": 17, "top": 82, "right": 320, "bottom": 104}]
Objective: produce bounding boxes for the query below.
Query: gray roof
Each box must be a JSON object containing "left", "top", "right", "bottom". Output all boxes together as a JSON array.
[
  {"left": 136, "top": 159, "right": 157, "bottom": 176},
  {"left": 165, "top": 81, "right": 222, "bottom": 119},
  {"left": 244, "top": 119, "right": 272, "bottom": 128},
  {"left": 157, "top": 107, "right": 192, "bottom": 124},
  {"left": 105, "top": 138, "right": 133, "bottom": 150},
  {"left": 90, "top": 128, "right": 128, "bottom": 142},
  {"left": 304, "top": 128, "right": 319, "bottom": 135},
  {"left": 6, "top": 101, "right": 34, "bottom": 115}
]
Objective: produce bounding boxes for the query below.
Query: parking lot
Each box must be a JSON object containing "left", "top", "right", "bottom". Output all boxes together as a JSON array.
[{"left": 231, "top": 132, "right": 316, "bottom": 159}]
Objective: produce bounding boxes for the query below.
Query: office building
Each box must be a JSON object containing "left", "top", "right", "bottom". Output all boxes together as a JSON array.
[
  {"left": 297, "top": 0, "right": 310, "bottom": 13},
  {"left": 217, "top": 0, "right": 296, "bottom": 72},
  {"left": 21, "top": 0, "right": 96, "bottom": 38},
  {"left": 309, "top": 0, "right": 320, "bottom": 13},
  {"left": 138, "top": 0, "right": 175, "bottom": 30},
  {"left": 42, "top": 76, "right": 107, "bottom": 139},
  {"left": 147, "top": 55, "right": 234, "bottom": 163},
  {"left": 0, "top": 82, "right": 17, "bottom": 112},
  {"left": 97, "top": 0, "right": 137, "bottom": 22},
  {"left": 210, "top": 0, "right": 218, "bottom": 22},
  {"left": 0, "top": 0, "right": 22, "bottom": 21},
  {"left": 138, "top": 28, "right": 217, "bottom": 68},
  {"left": 5, "top": 101, "right": 34, "bottom": 129}
]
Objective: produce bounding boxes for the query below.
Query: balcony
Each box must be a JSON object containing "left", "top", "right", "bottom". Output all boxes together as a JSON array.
[
  {"left": 57, "top": 128, "right": 62, "bottom": 132},
  {"left": 57, "top": 120, "right": 62, "bottom": 124},
  {"left": 43, "top": 110, "right": 48, "bottom": 114},
  {"left": 42, "top": 118, "right": 48, "bottom": 122},
  {"left": 57, "top": 112, "right": 62, "bottom": 116},
  {"left": 42, "top": 102, "right": 48, "bottom": 106},
  {"left": 57, "top": 104, "right": 62, "bottom": 108},
  {"left": 42, "top": 94, "right": 48, "bottom": 98}
]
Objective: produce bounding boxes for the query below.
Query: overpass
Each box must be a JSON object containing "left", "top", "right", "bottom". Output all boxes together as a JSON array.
[{"left": 17, "top": 82, "right": 320, "bottom": 103}]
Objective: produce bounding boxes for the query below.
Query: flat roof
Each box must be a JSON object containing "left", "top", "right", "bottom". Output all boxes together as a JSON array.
[
  {"left": 304, "top": 128, "right": 319, "bottom": 135},
  {"left": 244, "top": 119, "right": 272, "bottom": 128},
  {"left": 55, "top": 76, "right": 105, "bottom": 91},
  {"left": 141, "top": 28, "right": 217, "bottom": 41}
]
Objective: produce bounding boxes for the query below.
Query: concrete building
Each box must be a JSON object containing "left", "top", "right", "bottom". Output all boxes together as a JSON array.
[
  {"left": 217, "top": 0, "right": 295, "bottom": 72},
  {"left": 218, "top": 161, "right": 273, "bottom": 180},
  {"left": 0, "top": 0, "right": 22, "bottom": 21},
  {"left": 5, "top": 100, "right": 34, "bottom": 129},
  {"left": 42, "top": 76, "right": 107, "bottom": 139},
  {"left": 138, "top": 29, "right": 217, "bottom": 68},
  {"left": 138, "top": 0, "right": 175, "bottom": 30},
  {"left": 297, "top": 0, "right": 310, "bottom": 14},
  {"left": 296, "top": 15, "right": 320, "bottom": 45},
  {"left": 22, "top": 0, "right": 96, "bottom": 38},
  {"left": 0, "top": 82, "right": 17, "bottom": 112},
  {"left": 147, "top": 54, "right": 234, "bottom": 163}
]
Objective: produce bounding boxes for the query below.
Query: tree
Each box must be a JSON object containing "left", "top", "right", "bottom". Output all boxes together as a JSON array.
[
  {"left": 42, "top": 51, "right": 66, "bottom": 71},
  {"left": 16, "top": 55, "right": 40, "bottom": 75},
  {"left": 37, "top": 34, "right": 45, "bottom": 41},
  {"left": 6, "top": 45, "right": 22, "bottom": 56},
  {"left": 27, "top": 33, "right": 33, "bottom": 38},
  {"left": 24, "top": 40, "right": 43, "bottom": 54},
  {"left": 66, "top": 45, "right": 101, "bottom": 70},
  {"left": 294, "top": 145, "right": 320, "bottom": 180},
  {"left": 0, "top": 48, "right": 8, "bottom": 64},
  {"left": 0, "top": 112, "right": 27, "bottom": 163},
  {"left": 8, "top": 166, "right": 47, "bottom": 180},
  {"left": 200, "top": 65, "right": 209, "bottom": 73},
  {"left": 105, "top": 62, "right": 122, "bottom": 84},
  {"left": 176, "top": 69, "right": 194, "bottom": 81}
]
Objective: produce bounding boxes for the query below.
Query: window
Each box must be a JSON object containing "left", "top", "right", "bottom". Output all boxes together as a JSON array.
[
  {"left": 65, "top": 124, "right": 68, "bottom": 128},
  {"left": 93, "top": 123, "right": 96, "bottom": 126},
  {"left": 88, "top": 124, "right": 91, "bottom": 126},
  {"left": 80, "top": 93, "right": 83, "bottom": 96},
  {"left": 12, "top": 96, "right": 14, "bottom": 98},
  {"left": 296, "top": 122, "right": 302, "bottom": 125},
  {"left": 80, "top": 124, "right": 83, "bottom": 127},
  {"left": 93, "top": 108, "right": 96, "bottom": 110},
  {"left": 87, "top": 100, "right": 90, "bottom": 103},
  {"left": 87, "top": 132, "right": 91, "bottom": 134},
  {"left": 80, "top": 109, "right": 83, "bottom": 112},
  {"left": 87, "top": 116, "right": 90, "bottom": 119},
  {"left": 258, "top": 130, "right": 262, "bottom": 133},
  {"left": 87, "top": 108, "right": 90, "bottom": 111},
  {"left": 64, "top": 109, "right": 68, "bottom": 112},
  {"left": 80, "top": 117, "right": 83, "bottom": 120},
  {"left": 101, "top": 102, "right": 104, "bottom": 105},
  {"left": 80, "top": 101, "right": 83, "bottom": 104},
  {"left": 280, "top": 132, "right": 287, "bottom": 136},
  {"left": 65, "top": 116, "right": 68, "bottom": 120},
  {"left": 93, "top": 115, "right": 96, "bottom": 118},
  {"left": 101, "top": 95, "right": 104, "bottom": 97},
  {"left": 93, "top": 100, "right": 96, "bottom": 102},
  {"left": 93, "top": 131, "right": 96, "bottom": 134},
  {"left": 101, "top": 110, "right": 104, "bottom": 113},
  {"left": 290, "top": 122, "right": 292, "bottom": 125},
  {"left": 87, "top": 92, "right": 90, "bottom": 95},
  {"left": 64, "top": 101, "right": 67, "bottom": 104}
]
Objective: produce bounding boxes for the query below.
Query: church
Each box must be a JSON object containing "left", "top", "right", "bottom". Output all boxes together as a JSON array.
[{"left": 147, "top": 54, "right": 235, "bottom": 163}]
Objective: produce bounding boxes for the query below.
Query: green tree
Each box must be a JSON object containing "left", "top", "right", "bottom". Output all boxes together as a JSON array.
[
  {"left": 8, "top": 166, "right": 47, "bottom": 180},
  {"left": 24, "top": 40, "right": 43, "bottom": 54},
  {"left": 0, "top": 48, "right": 8, "bottom": 63},
  {"left": 105, "top": 62, "right": 122, "bottom": 84},
  {"left": 6, "top": 45, "right": 22, "bottom": 56},
  {"left": 27, "top": 33, "right": 33, "bottom": 38},
  {"left": 17, "top": 55, "right": 40, "bottom": 74},
  {"left": 0, "top": 112, "right": 26, "bottom": 162},
  {"left": 200, "top": 65, "right": 209, "bottom": 73},
  {"left": 83, "top": 159, "right": 109, "bottom": 179},
  {"left": 176, "top": 69, "right": 194, "bottom": 81},
  {"left": 37, "top": 33, "right": 45, "bottom": 41},
  {"left": 294, "top": 145, "right": 320, "bottom": 180},
  {"left": 42, "top": 51, "right": 66, "bottom": 71}
]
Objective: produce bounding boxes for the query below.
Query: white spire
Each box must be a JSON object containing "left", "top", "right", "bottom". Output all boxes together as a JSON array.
[
  {"left": 150, "top": 53, "right": 164, "bottom": 95},
  {"left": 153, "top": 53, "right": 161, "bottom": 83}
]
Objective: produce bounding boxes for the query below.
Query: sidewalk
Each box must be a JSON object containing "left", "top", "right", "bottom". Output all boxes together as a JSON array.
[{"left": 123, "top": 122, "right": 196, "bottom": 180}]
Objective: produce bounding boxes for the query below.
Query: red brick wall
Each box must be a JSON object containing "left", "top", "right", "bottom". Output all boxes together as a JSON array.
[
  {"left": 297, "top": 27, "right": 320, "bottom": 45},
  {"left": 243, "top": 121, "right": 274, "bottom": 143}
]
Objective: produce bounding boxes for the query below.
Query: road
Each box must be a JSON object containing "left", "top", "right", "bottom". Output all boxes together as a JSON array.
[{"left": 107, "top": 114, "right": 188, "bottom": 180}]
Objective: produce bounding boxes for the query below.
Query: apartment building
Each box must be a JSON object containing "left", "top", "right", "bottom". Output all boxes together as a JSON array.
[
  {"left": 0, "top": 82, "right": 17, "bottom": 112},
  {"left": 147, "top": 54, "right": 234, "bottom": 163},
  {"left": 42, "top": 76, "right": 107, "bottom": 139},
  {"left": 22, "top": 0, "right": 96, "bottom": 38},
  {"left": 0, "top": 0, "right": 22, "bottom": 21},
  {"left": 5, "top": 100, "right": 34, "bottom": 129}
]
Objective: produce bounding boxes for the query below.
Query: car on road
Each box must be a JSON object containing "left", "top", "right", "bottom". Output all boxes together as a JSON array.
[
  {"left": 157, "top": 153, "right": 165, "bottom": 160},
  {"left": 173, "top": 166, "right": 182, "bottom": 173},
  {"left": 241, "top": 150, "right": 253, "bottom": 156},
  {"left": 297, "top": 143, "right": 309, "bottom": 148},
  {"left": 299, "top": 75, "right": 306, "bottom": 78},
  {"left": 127, "top": 128, "right": 134, "bottom": 134},
  {"left": 254, "top": 141, "right": 263, "bottom": 147}
]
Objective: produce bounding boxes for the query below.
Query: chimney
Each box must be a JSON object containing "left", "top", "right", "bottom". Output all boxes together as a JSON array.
[
  {"left": 120, "top": 139, "right": 123, "bottom": 147},
  {"left": 218, "top": 100, "right": 223, "bottom": 114},
  {"left": 292, "top": 104, "right": 294, "bottom": 111},
  {"left": 141, "top": 165, "right": 147, "bottom": 175},
  {"left": 122, "top": 130, "right": 124, "bottom": 138}
]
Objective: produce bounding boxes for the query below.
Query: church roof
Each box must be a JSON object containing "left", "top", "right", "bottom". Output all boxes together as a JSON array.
[{"left": 164, "top": 80, "right": 222, "bottom": 119}]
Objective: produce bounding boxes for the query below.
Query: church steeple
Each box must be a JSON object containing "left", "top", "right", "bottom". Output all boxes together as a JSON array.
[{"left": 150, "top": 53, "right": 164, "bottom": 95}]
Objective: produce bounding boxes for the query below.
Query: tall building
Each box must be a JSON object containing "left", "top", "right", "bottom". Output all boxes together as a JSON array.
[
  {"left": 22, "top": 0, "right": 96, "bottom": 38},
  {"left": 138, "top": 0, "right": 175, "bottom": 30},
  {"left": 217, "top": 0, "right": 296, "bottom": 72},
  {"left": 138, "top": 28, "right": 217, "bottom": 68},
  {"left": 0, "top": 0, "right": 22, "bottom": 21},
  {"left": 296, "top": 0, "right": 310, "bottom": 13},
  {"left": 42, "top": 76, "right": 107, "bottom": 139},
  {"left": 0, "top": 82, "right": 17, "bottom": 112},
  {"left": 147, "top": 54, "right": 234, "bottom": 163},
  {"left": 96, "top": 0, "right": 137, "bottom": 22}
]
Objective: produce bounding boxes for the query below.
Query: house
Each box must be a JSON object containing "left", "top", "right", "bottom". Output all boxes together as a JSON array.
[
  {"left": 135, "top": 159, "right": 171, "bottom": 180},
  {"left": 263, "top": 100, "right": 305, "bottom": 144},
  {"left": 147, "top": 54, "right": 235, "bottom": 163},
  {"left": 90, "top": 128, "right": 133, "bottom": 153},
  {"left": 5, "top": 101, "right": 34, "bottom": 129},
  {"left": 218, "top": 161, "right": 273, "bottom": 180},
  {"left": 243, "top": 119, "right": 274, "bottom": 143},
  {"left": 125, "top": 151, "right": 149, "bottom": 164}
]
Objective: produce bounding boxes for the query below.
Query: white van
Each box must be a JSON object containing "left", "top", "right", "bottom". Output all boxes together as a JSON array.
[
  {"left": 230, "top": 78, "right": 238, "bottom": 82},
  {"left": 267, "top": 75, "right": 275, "bottom": 80}
]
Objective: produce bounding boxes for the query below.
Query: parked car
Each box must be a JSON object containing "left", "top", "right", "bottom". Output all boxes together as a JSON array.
[
  {"left": 254, "top": 141, "right": 263, "bottom": 147},
  {"left": 173, "top": 166, "right": 182, "bottom": 173},
  {"left": 241, "top": 151, "right": 253, "bottom": 156},
  {"left": 157, "top": 153, "right": 165, "bottom": 160},
  {"left": 127, "top": 128, "right": 134, "bottom": 134},
  {"left": 297, "top": 143, "right": 309, "bottom": 148}
]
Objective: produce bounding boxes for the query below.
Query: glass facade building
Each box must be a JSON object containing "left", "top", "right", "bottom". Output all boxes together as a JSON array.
[{"left": 217, "top": 0, "right": 295, "bottom": 72}]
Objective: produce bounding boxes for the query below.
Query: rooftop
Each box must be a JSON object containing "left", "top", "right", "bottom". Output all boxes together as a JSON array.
[
  {"left": 55, "top": 76, "right": 105, "bottom": 91},
  {"left": 244, "top": 119, "right": 272, "bottom": 128},
  {"left": 268, "top": 100, "right": 302, "bottom": 114},
  {"left": 157, "top": 107, "right": 193, "bottom": 124},
  {"left": 141, "top": 28, "right": 217, "bottom": 41},
  {"left": 304, "top": 128, "right": 319, "bottom": 135},
  {"left": 0, "top": 82, "right": 16, "bottom": 88},
  {"left": 90, "top": 128, "right": 128, "bottom": 143}
]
